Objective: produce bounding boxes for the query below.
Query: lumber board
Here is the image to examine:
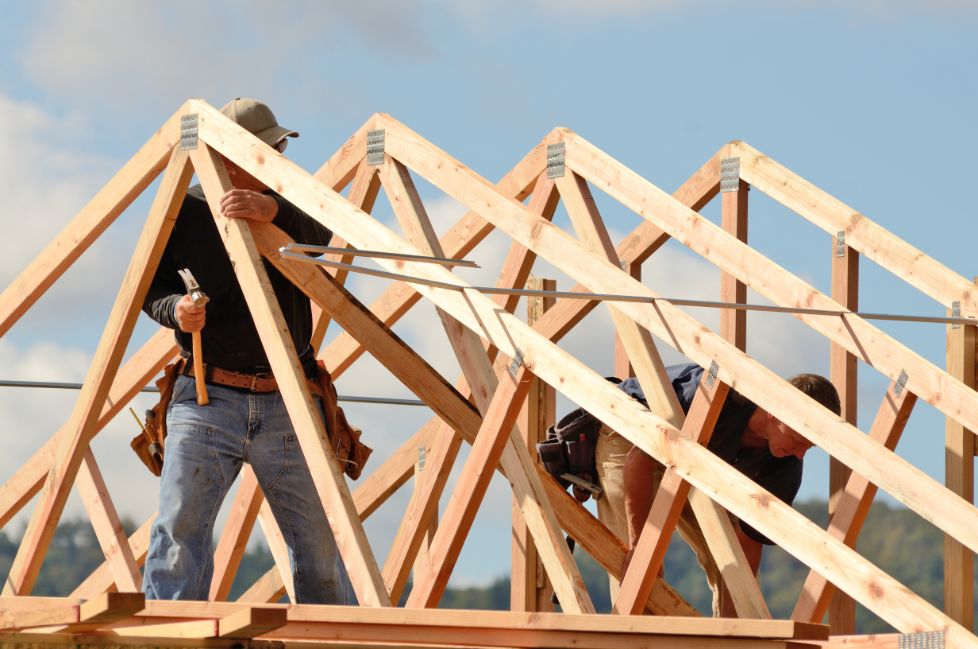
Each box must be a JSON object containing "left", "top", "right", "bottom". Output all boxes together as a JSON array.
[
  {"left": 3, "top": 149, "right": 193, "bottom": 596},
  {"left": 731, "top": 140, "right": 978, "bottom": 319},
  {"left": 792, "top": 382, "right": 916, "bottom": 623},
  {"left": 406, "top": 367, "right": 535, "bottom": 608},
  {"left": 217, "top": 606, "right": 286, "bottom": 638},
  {"left": 945, "top": 305, "right": 976, "bottom": 628},
  {"left": 75, "top": 452, "right": 141, "bottom": 593},
  {"left": 687, "top": 488, "right": 770, "bottom": 619},
  {"left": 0, "top": 106, "right": 184, "bottom": 337},
  {"left": 189, "top": 144, "right": 390, "bottom": 607},
  {"left": 319, "top": 132, "right": 553, "bottom": 377},
  {"left": 828, "top": 234, "right": 859, "bottom": 634},
  {"left": 615, "top": 378, "right": 728, "bottom": 614},
  {"left": 557, "top": 130, "right": 978, "bottom": 555},
  {"left": 313, "top": 116, "right": 376, "bottom": 192},
  {"left": 256, "top": 501, "right": 296, "bottom": 602},
  {"left": 512, "top": 276, "right": 556, "bottom": 612},
  {"left": 235, "top": 567, "right": 286, "bottom": 604},
  {"left": 208, "top": 468, "right": 263, "bottom": 601},
  {"left": 556, "top": 171, "right": 685, "bottom": 428},
  {"left": 70, "top": 516, "right": 154, "bottom": 599},
  {"left": 720, "top": 177, "right": 748, "bottom": 351},
  {"left": 0, "top": 328, "right": 176, "bottom": 529}
]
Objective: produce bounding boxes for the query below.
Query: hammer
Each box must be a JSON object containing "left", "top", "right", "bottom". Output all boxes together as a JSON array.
[{"left": 177, "top": 268, "right": 210, "bottom": 406}]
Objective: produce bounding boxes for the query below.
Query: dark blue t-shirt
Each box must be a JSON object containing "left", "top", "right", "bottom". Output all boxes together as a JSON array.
[{"left": 617, "top": 364, "right": 802, "bottom": 545}]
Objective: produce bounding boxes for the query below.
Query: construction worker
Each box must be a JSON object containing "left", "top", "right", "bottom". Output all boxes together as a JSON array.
[
  {"left": 141, "top": 98, "right": 349, "bottom": 603},
  {"left": 594, "top": 364, "right": 840, "bottom": 615}
]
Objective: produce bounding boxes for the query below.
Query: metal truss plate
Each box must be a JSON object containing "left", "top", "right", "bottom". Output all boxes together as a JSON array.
[
  {"left": 367, "top": 129, "right": 385, "bottom": 166},
  {"left": 180, "top": 114, "right": 199, "bottom": 150},
  {"left": 894, "top": 369, "right": 909, "bottom": 396},
  {"left": 952, "top": 300, "right": 962, "bottom": 329},
  {"left": 898, "top": 630, "right": 944, "bottom": 649},
  {"left": 836, "top": 231, "right": 847, "bottom": 257},
  {"left": 508, "top": 350, "right": 525, "bottom": 379},
  {"left": 706, "top": 360, "right": 720, "bottom": 387},
  {"left": 547, "top": 142, "right": 565, "bottom": 179},
  {"left": 720, "top": 157, "right": 740, "bottom": 192}
]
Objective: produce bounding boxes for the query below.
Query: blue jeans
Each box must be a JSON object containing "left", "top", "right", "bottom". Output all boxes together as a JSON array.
[{"left": 143, "top": 375, "right": 350, "bottom": 603}]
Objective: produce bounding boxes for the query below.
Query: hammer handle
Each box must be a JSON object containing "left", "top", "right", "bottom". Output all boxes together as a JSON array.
[{"left": 192, "top": 332, "right": 209, "bottom": 406}]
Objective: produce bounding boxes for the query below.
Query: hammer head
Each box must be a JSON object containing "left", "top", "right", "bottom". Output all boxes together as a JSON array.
[{"left": 177, "top": 268, "right": 210, "bottom": 307}]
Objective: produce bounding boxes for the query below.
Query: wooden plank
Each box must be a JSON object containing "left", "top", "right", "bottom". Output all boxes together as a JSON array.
[
  {"left": 188, "top": 143, "right": 390, "bottom": 607},
  {"left": 792, "top": 381, "right": 916, "bottom": 623},
  {"left": 217, "top": 606, "right": 286, "bottom": 638},
  {"left": 380, "top": 157, "right": 498, "bottom": 411},
  {"left": 615, "top": 377, "right": 729, "bottom": 614},
  {"left": 75, "top": 451, "right": 141, "bottom": 593},
  {"left": 731, "top": 140, "right": 978, "bottom": 319},
  {"left": 614, "top": 263, "right": 641, "bottom": 378},
  {"left": 318, "top": 134, "right": 553, "bottom": 378},
  {"left": 828, "top": 233, "right": 859, "bottom": 634},
  {"left": 256, "top": 501, "right": 296, "bottom": 602},
  {"left": 208, "top": 468, "right": 263, "bottom": 601},
  {"left": 945, "top": 295, "right": 976, "bottom": 628},
  {"left": 557, "top": 171, "right": 685, "bottom": 428},
  {"left": 720, "top": 177, "right": 748, "bottom": 351},
  {"left": 0, "top": 106, "right": 183, "bottom": 337},
  {"left": 235, "top": 567, "right": 285, "bottom": 604},
  {"left": 0, "top": 329, "right": 177, "bottom": 529},
  {"left": 313, "top": 117, "right": 375, "bottom": 192},
  {"left": 407, "top": 367, "right": 535, "bottom": 608},
  {"left": 687, "top": 488, "right": 770, "bottom": 619},
  {"left": 381, "top": 172, "right": 559, "bottom": 604},
  {"left": 70, "top": 516, "right": 155, "bottom": 599},
  {"left": 512, "top": 277, "right": 556, "bottom": 612},
  {"left": 558, "top": 129, "right": 978, "bottom": 556},
  {"left": 76, "top": 592, "right": 145, "bottom": 629},
  {"left": 3, "top": 148, "right": 193, "bottom": 596}
]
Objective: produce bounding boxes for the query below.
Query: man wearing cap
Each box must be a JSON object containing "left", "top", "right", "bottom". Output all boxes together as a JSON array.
[{"left": 141, "top": 98, "right": 348, "bottom": 603}]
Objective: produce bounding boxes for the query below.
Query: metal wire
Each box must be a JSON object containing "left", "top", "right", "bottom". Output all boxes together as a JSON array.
[
  {"left": 0, "top": 380, "right": 427, "bottom": 406},
  {"left": 280, "top": 252, "right": 977, "bottom": 327},
  {"left": 280, "top": 243, "right": 479, "bottom": 268}
]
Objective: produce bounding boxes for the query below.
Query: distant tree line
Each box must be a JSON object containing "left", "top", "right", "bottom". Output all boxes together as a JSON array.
[{"left": 0, "top": 499, "right": 973, "bottom": 633}]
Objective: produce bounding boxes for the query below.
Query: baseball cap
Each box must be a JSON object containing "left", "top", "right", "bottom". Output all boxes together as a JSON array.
[{"left": 220, "top": 98, "right": 299, "bottom": 148}]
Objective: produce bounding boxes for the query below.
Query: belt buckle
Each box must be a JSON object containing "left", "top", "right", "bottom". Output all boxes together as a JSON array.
[{"left": 250, "top": 372, "right": 272, "bottom": 391}]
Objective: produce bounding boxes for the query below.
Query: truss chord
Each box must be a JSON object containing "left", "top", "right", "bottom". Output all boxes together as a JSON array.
[
  {"left": 280, "top": 242, "right": 480, "bottom": 268},
  {"left": 278, "top": 252, "right": 978, "bottom": 326}
]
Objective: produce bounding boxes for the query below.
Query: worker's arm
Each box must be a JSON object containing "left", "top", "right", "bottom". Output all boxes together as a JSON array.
[{"left": 735, "top": 523, "right": 763, "bottom": 575}]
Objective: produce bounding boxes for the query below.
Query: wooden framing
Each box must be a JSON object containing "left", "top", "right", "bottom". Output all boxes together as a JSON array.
[{"left": 1, "top": 99, "right": 976, "bottom": 648}]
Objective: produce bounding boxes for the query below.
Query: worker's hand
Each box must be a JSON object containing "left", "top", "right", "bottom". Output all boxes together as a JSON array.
[
  {"left": 220, "top": 189, "right": 278, "bottom": 222},
  {"left": 175, "top": 294, "right": 206, "bottom": 333}
]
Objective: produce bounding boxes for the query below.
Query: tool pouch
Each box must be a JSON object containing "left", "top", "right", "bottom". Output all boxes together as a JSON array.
[
  {"left": 130, "top": 360, "right": 182, "bottom": 477},
  {"left": 314, "top": 360, "right": 373, "bottom": 480},
  {"left": 536, "top": 407, "right": 601, "bottom": 503}
]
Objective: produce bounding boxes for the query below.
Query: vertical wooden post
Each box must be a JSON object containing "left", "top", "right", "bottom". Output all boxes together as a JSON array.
[
  {"left": 614, "top": 264, "right": 641, "bottom": 378},
  {"left": 720, "top": 168, "right": 748, "bottom": 352},
  {"left": 829, "top": 231, "right": 858, "bottom": 633},
  {"left": 946, "top": 282, "right": 976, "bottom": 630},
  {"left": 413, "top": 443, "right": 436, "bottom": 587},
  {"left": 511, "top": 277, "right": 556, "bottom": 612},
  {"left": 716, "top": 161, "right": 748, "bottom": 614}
]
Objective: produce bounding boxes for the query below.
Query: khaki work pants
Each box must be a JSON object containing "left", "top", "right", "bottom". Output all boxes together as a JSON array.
[{"left": 595, "top": 425, "right": 724, "bottom": 615}]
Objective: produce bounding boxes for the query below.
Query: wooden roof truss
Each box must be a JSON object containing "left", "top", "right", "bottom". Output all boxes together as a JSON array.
[{"left": 0, "top": 99, "right": 975, "bottom": 648}]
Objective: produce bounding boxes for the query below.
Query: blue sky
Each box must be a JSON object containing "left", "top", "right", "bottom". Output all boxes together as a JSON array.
[{"left": 1, "top": 1, "right": 976, "bottom": 587}]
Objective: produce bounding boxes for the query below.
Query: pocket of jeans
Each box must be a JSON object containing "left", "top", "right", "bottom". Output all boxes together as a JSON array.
[{"left": 169, "top": 375, "right": 196, "bottom": 406}]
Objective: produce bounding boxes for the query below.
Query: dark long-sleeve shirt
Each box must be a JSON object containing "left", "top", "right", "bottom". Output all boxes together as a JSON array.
[{"left": 143, "top": 185, "right": 332, "bottom": 372}]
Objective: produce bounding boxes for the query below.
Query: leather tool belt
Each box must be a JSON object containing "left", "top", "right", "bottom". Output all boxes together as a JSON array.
[{"left": 181, "top": 361, "right": 323, "bottom": 398}]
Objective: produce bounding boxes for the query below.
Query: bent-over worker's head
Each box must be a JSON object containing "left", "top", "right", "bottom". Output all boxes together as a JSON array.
[{"left": 751, "top": 374, "right": 841, "bottom": 459}]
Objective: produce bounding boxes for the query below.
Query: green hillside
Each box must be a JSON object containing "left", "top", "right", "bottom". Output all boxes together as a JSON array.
[{"left": 1, "top": 499, "right": 974, "bottom": 633}]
